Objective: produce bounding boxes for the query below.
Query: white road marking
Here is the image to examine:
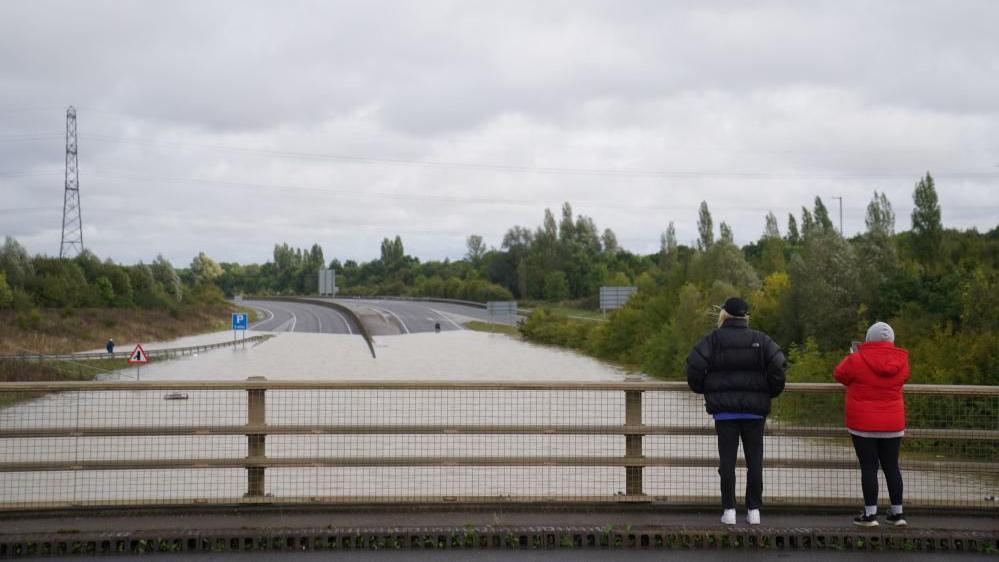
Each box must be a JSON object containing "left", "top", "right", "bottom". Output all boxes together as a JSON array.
[
  {"left": 427, "top": 307, "right": 463, "bottom": 330},
  {"left": 247, "top": 305, "right": 275, "bottom": 330},
  {"left": 300, "top": 304, "right": 323, "bottom": 333},
  {"left": 330, "top": 308, "right": 354, "bottom": 335},
  {"left": 368, "top": 303, "right": 411, "bottom": 334}
]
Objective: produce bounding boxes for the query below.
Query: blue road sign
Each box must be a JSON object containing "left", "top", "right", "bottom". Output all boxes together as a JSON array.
[{"left": 232, "top": 312, "right": 248, "bottom": 331}]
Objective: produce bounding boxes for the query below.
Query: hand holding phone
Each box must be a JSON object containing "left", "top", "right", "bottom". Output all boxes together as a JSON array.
[{"left": 850, "top": 341, "right": 861, "bottom": 353}]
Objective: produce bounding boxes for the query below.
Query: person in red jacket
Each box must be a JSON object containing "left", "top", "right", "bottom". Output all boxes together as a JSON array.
[{"left": 834, "top": 321, "right": 910, "bottom": 527}]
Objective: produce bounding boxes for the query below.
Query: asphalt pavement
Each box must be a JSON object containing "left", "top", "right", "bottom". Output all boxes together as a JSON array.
[
  {"left": 338, "top": 298, "right": 518, "bottom": 333},
  {"left": 243, "top": 297, "right": 520, "bottom": 336},
  {"left": 244, "top": 300, "right": 359, "bottom": 334}
]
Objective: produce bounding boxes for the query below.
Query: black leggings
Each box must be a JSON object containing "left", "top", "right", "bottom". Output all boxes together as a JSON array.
[
  {"left": 850, "top": 435, "right": 903, "bottom": 506},
  {"left": 715, "top": 419, "right": 765, "bottom": 510}
]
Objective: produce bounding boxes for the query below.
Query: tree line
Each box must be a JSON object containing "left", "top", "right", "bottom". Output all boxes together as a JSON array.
[
  {"left": 2, "top": 172, "right": 994, "bottom": 387},
  {"left": 518, "top": 173, "right": 996, "bottom": 386}
]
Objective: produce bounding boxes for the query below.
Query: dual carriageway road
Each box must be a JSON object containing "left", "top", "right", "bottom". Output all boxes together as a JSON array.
[{"left": 243, "top": 298, "right": 513, "bottom": 335}]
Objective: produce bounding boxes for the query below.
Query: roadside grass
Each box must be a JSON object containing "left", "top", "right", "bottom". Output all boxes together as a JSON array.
[
  {"left": 0, "top": 303, "right": 239, "bottom": 355},
  {"left": 464, "top": 321, "right": 520, "bottom": 336},
  {"left": 0, "top": 357, "right": 133, "bottom": 407},
  {"left": 519, "top": 304, "right": 606, "bottom": 321}
]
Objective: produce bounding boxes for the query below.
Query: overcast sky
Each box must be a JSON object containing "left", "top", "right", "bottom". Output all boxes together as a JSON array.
[{"left": 2, "top": 0, "right": 997, "bottom": 266}]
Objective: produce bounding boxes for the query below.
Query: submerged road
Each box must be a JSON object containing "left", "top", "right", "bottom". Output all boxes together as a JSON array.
[
  {"left": 244, "top": 299, "right": 360, "bottom": 334},
  {"left": 244, "top": 298, "right": 515, "bottom": 335},
  {"left": 335, "top": 298, "right": 518, "bottom": 333}
]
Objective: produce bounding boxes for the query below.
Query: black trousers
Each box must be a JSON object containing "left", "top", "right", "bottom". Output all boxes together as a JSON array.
[
  {"left": 715, "top": 419, "right": 765, "bottom": 510},
  {"left": 850, "top": 435, "right": 903, "bottom": 506}
]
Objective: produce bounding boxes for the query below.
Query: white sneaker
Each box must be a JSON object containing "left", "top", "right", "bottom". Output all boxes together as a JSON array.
[
  {"left": 721, "top": 509, "right": 736, "bottom": 525},
  {"left": 746, "top": 509, "right": 760, "bottom": 525}
]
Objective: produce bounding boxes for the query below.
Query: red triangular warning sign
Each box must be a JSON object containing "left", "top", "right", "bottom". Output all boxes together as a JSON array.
[{"left": 128, "top": 343, "right": 149, "bottom": 364}]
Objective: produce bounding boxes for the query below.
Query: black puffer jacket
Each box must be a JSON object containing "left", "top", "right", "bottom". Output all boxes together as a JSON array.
[{"left": 685, "top": 318, "right": 786, "bottom": 416}]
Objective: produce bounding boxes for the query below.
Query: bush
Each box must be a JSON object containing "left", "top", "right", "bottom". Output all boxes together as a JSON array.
[
  {"left": 0, "top": 272, "right": 12, "bottom": 309},
  {"left": 16, "top": 308, "right": 42, "bottom": 330},
  {"left": 519, "top": 309, "right": 596, "bottom": 349}
]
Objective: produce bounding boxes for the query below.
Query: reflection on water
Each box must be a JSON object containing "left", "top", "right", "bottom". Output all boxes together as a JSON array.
[{"left": 0, "top": 332, "right": 992, "bottom": 507}]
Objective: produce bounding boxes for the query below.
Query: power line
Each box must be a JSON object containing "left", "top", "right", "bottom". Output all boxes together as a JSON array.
[
  {"left": 86, "top": 169, "right": 999, "bottom": 213},
  {"left": 0, "top": 133, "right": 63, "bottom": 142},
  {"left": 0, "top": 171, "right": 63, "bottom": 178},
  {"left": 0, "top": 207, "right": 54, "bottom": 215},
  {"left": 79, "top": 134, "right": 999, "bottom": 181}
]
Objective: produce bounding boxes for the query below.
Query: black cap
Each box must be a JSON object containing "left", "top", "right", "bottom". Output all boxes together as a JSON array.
[{"left": 722, "top": 297, "right": 749, "bottom": 317}]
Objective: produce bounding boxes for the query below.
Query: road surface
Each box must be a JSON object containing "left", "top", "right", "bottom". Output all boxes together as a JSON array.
[
  {"left": 244, "top": 299, "right": 360, "bottom": 334},
  {"left": 337, "top": 298, "right": 517, "bottom": 333}
]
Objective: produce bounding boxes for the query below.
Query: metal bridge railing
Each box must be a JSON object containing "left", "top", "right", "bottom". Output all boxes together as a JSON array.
[{"left": 0, "top": 380, "right": 995, "bottom": 511}]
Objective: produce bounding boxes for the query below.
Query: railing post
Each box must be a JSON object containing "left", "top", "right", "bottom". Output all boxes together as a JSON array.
[
  {"left": 624, "top": 378, "right": 645, "bottom": 496},
  {"left": 245, "top": 376, "right": 267, "bottom": 498}
]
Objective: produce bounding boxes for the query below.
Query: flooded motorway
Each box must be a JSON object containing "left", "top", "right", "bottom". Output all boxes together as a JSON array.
[{"left": 0, "top": 329, "right": 992, "bottom": 509}]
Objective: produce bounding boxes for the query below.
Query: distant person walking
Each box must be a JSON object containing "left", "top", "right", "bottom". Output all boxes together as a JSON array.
[
  {"left": 834, "top": 322, "right": 910, "bottom": 527},
  {"left": 106, "top": 338, "right": 114, "bottom": 356},
  {"left": 686, "top": 297, "right": 786, "bottom": 526}
]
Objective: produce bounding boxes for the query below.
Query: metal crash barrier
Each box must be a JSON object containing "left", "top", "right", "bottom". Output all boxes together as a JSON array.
[{"left": 0, "top": 381, "right": 995, "bottom": 511}]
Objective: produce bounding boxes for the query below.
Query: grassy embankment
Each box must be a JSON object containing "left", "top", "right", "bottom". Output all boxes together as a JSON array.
[
  {"left": 0, "top": 358, "right": 132, "bottom": 407},
  {"left": 0, "top": 302, "right": 244, "bottom": 356},
  {"left": 464, "top": 321, "right": 520, "bottom": 336},
  {"left": 0, "top": 301, "right": 249, "bottom": 392}
]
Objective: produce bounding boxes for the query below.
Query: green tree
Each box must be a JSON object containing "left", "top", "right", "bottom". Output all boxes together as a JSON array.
[
  {"left": 689, "top": 239, "right": 761, "bottom": 293},
  {"left": 190, "top": 252, "right": 223, "bottom": 284},
  {"left": 0, "top": 237, "right": 33, "bottom": 288},
  {"left": 558, "top": 202, "right": 576, "bottom": 243},
  {"left": 650, "top": 283, "right": 712, "bottom": 376},
  {"left": 751, "top": 271, "right": 794, "bottom": 346},
  {"left": 660, "top": 221, "right": 678, "bottom": 269},
  {"left": 759, "top": 212, "right": 786, "bottom": 275},
  {"left": 911, "top": 172, "right": 942, "bottom": 264},
  {"left": 865, "top": 190, "right": 895, "bottom": 236},
  {"left": 150, "top": 255, "right": 182, "bottom": 302},
  {"left": 465, "top": 234, "right": 486, "bottom": 268},
  {"left": 786, "top": 214, "right": 800, "bottom": 245},
  {"left": 601, "top": 228, "right": 619, "bottom": 254},
  {"left": 380, "top": 236, "right": 406, "bottom": 271},
  {"left": 719, "top": 222, "right": 733, "bottom": 243},
  {"left": 95, "top": 276, "right": 115, "bottom": 305},
  {"left": 575, "top": 215, "right": 602, "bottom": 254},
  {"left": 789, "top": 232, "right": 860, "bottom": 349},
  {"left": 542, "top": 270, "right": 569, "bottom": 301},
  {"left": 856, "top": 191, "right": 899, "bottom": 321},
  {"left": 697, "top": 201, "right": 714, "bottom": 251},
  {"left": 0, "top": 271, "right": 12, "bottom": 308},
  {"left": 606, "top": 271, "right": 631, "bottom": 286},
  {"left": 813, "top": 196, "right": 834, "bottom": 232},
  {"left": 800, "top": 207, "right": 815, "bottom": 239}
]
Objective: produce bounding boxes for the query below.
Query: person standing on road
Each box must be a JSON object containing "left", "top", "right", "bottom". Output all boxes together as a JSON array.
[
  {"left": 106, "top": 338, "right": 114, "bottom": 356},
  {"left": 686, "top": 297, "right": 786, "bottom": 526},
  {"left": 834, "top": 321, "right": 910, "bottom": 527}
]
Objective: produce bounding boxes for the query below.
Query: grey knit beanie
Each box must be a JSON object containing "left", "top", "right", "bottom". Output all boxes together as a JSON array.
[{"left": 865, "top": 321, "right": 895, "bottom": 343}]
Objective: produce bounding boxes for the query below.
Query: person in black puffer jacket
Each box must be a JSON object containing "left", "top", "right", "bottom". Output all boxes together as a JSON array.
[{"left": 686, "top": 297, "right": 786, "bottom": 526}]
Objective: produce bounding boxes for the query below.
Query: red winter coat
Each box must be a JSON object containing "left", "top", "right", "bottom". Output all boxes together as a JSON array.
[{"left": 833, "top": 341, "right": 910, "bottom": 432}]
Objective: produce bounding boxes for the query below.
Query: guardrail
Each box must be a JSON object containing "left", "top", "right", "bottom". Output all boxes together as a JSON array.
[
  {"left": 0, "top": 381, "right": 995, "bottom": 511},
  {"left": 336, "top": 295, "right": 489, "bottom": 309},
  {"left": 0, "top": 335, "right": 273, "bottom": 362}
]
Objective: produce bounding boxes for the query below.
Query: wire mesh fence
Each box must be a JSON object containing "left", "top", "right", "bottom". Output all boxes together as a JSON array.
[{"left": 0, "top": 380, "right": 995, "bottom": 511}]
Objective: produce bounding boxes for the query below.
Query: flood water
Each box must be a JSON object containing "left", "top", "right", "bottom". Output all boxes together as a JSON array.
[{"left": 0, "top": 332, "right": 992, "bottom": 509}]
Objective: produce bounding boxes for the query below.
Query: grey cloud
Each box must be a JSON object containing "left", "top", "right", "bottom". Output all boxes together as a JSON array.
[{"left": 0, "top": 0, "right": 997, "bottom": 264}]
